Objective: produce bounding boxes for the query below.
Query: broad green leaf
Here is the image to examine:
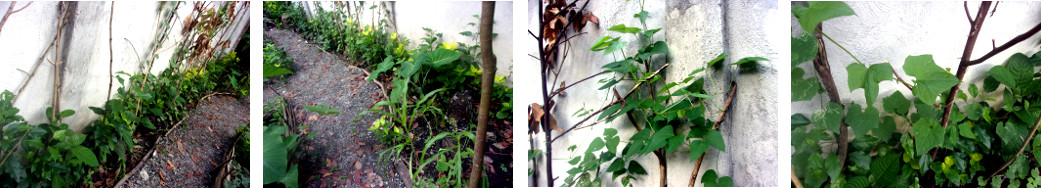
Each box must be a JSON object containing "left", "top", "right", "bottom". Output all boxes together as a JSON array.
[
  {"left": 702, "top": 169, "right": 733, "bottom": 187},
  {"left": 607, "top": 24, "right": 641, "bottom": 34},
  {"left": 604, "top": 41, "right": 628, "bottom": 55},
  {"left": 645, "top": 125, "right": 675, "bottom": 153},
  {"left": 303, "top": 105, "right": 341, "bottom": 115},
  {"left": 729, "top": 57, "right": 770, "bottom": 65},
  {"left": 634, "top": 11, "right": 650, "bottom": 25},
  {"left": 911, "top": 118, "right": 943, "bottom": 155},
  {"left": 70, "top": 146, "right": 99, "bottom": 167},
  {"left": 367, "top": 57, "right": 396, "bottom": 81},
  {"left": 425, "top": 48, "right": 462, "bottom": 68},
  {"left": 263, "top": 63, "right": 293, "bottom": 78},
  {"left": 845, "top": 103, "right": 879, "bottom": 139},
  {"left": 1006, "top": 53, "right": 1034, "bottom": 85},
  {"left": 606, "top": 158, "right": 626, "bottom": 172},
  {"left": 997, "top": 122, "right": 1028, "bottom": 152},
  {"left": 665, "top": 134, "right": 685, "bottom": 154},
  {"left": 848, "top": 151, "right": 871, "bottom": 171},
  {"left": 60, "top": 110, "right": 75, "bottom": 118},
  {"left": 1034, "top": 134, "right": 1041, "bottom": 167},
  {"left": 958, "top": 122, "right": 976, "bottom": 139},
  {"left": 1008, "top": 155, "right": 1029, "bottom": 179},
  {"left": 845, "top": 176, "right": 871, "bottom": 188},
  {"left": 590, "top": 36, "right": 616, "bottom": 51},
  {"left": 792, "top": 2, "right": 855, "bottom": 33},
  {"left": 873, "top": 116, "right": 896, "bottom": 141},
  {"left": 689, "top": 140, "right": 709, "bottom": 162},
  {"left": 882, "top": 91, "right": 910, "bottom": 115},
  {"left": 568, "top": 157, "right": 580, "bottom": 165},
  {"left": 847, "top": 63, "right": 894, "bottom": 105},
  {"left": 902, "top": 55, "right": 960, "bottom": 105},
  {"left": 628, "top": 161, "right": 647, "bottom": 175},
  {"left": 263, "top": 126, "right": 289, "bottom": 184},
  {"left": 792, "top": 68, "right": 822, "bottom": 101},
  {"left": 587, "top": 137, "right": 605, "bottom": 153},
  {"left": 792, "top": 33, "right": 819, "bottom": 66},
  {"left": 705, "top": 130, "right": 725, "bottom": 152},
  {"left": 825, "top": 153, "right": 841, "bottom": 180},
  {"left": 813, "top": 102, "right": 844, "bottom": 133},
  {"left": 989, "top": 65, "right": 1017, "bottom": 88},
  {"left": 792, "top": 114, "right": 812, "bottom": 127},
  {"left": 870, "top": 154, "right": 900, "bottom": 186},
  {"left": 707, "top": 53, "right": 728, "bottom": 69}
]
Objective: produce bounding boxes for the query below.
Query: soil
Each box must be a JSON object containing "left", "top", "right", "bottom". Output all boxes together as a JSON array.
[{"left": 118, "top": 94, "right": 249, "bottom": 187}]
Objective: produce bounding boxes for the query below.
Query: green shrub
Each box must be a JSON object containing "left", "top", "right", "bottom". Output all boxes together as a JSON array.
[{"left": 0, "top": 91, "right": 99, "bottom": 187}]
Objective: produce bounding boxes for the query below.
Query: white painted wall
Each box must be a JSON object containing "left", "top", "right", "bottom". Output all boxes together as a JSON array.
[
  {"left": 295, "top": 1, "right": 514, "bottom": 82},
  {"left": 791, "top": 2, "right": 1041, "bottom": 127},
  {"left": 0, "top": 1, "right": 249, "bottom": 132},
  {"left": 521, "top": 0, "right": 779, "bottom": 186}
]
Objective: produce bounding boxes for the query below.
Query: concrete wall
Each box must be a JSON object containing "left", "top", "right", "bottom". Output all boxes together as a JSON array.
[
  {"left": 0, "top": 1, "right": 249, "bottom": 132},
  {"left": 521, "top": 0, "right": 779, "bottom": 186},
  {"left": 296, "top": 1, "right": 515, "bottom": 82},
  {"left": 791, "top": 2, "right": 1041, "bottom": 125}
]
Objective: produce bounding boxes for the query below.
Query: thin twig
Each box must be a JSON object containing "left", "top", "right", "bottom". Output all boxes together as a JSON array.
[
  {"left": 0, "top": 1, "right": 32, "bottom": 37},
  {"left": 12, "top": 33, "right": 59, "bottom": 103},
  {"left": 987, "top": 111, "right": 1041, "bottom": 180},
  {"left": 550, "top": 64, "right": 669, "bottom": 143},
  {"left": 108, "top": 2, "right": 114, "bottom": 101},
  {"left": 888, "top": 63, "right": 913, "bottom": 91},
  {"left": 689, "top": 81, "right": 737, "bottom": 186},
  {"left": 549, "top": 70, "right": 609, "bottom": 99}
]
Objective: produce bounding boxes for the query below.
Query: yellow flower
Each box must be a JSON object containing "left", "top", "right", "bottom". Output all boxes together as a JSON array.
[
  {"left": 441, "top": 42, "right": 458, "bottom": 50},
  {"left": 391, "top": 33, "right": 397, "bottom": 40}
]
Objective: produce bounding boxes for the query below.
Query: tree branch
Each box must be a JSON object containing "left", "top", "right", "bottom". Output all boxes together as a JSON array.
[
  {"left": 689, "top": 81, "right": 737, "bottom": 186},
  {"left": 550, "top": 64, "right": 670, "bottom": 143},
  {"left": 941, "top": 1, "right": 991, "bottom": 128}
]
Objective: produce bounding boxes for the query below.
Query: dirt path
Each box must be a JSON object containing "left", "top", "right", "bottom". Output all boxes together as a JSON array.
[
  {"left": 263, "top": 28, "right": 409, "bottom": 188},
  {"left": 118, "top": 95, "right": 249, "bottom": 187}
]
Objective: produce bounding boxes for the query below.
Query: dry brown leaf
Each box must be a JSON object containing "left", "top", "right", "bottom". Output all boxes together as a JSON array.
[{"left": 528, "top": 103, "right": 544, "bottom": 134}]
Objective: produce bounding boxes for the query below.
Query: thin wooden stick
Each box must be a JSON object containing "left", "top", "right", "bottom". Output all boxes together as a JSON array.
[
  {"left": 987, "top": 111, "right": 1041, "bottom": 180},
  {"left": 689, "top": 81, "right": 737, "bottom": 186},
  {"left": 0, "top": 1, "right": 33, "bottom": 37},
  {"left": 108, "top": 2, "right": 114, "bottom": 101}
]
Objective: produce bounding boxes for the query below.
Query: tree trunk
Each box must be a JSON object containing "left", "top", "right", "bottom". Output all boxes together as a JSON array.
[{"left": 467, "top": 2, "right": 496, "bottom": 188}]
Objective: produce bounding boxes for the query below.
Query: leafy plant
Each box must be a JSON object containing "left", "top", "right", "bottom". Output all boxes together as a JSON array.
[
  {"left": 791, "top": 2, "right": 1041, "bottom": 187},
  {"left": 262, "top": 96, "right": 314, "bottom": 188},
  {"left": 263, "top": 41, "right": 294, "bottom": 79},
  {"left": 0, "top": 91, "right": 99, "bottom": 187}
]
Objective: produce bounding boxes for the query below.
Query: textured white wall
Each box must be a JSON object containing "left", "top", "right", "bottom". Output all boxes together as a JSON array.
[
  {"left": 791, "top": 2, "right": 1041, "bottom": 124},
  {"left": 298, "top": 1, "right": 514, "bottom": 82},
  {"left": 521, "top": 0, "right": 778, "bottom": 186},
  {"left": 0, "top": 2, "right": 248, "bottom": 132}
]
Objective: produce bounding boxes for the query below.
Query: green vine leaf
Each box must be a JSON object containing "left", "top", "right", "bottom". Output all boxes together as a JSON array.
[
  {"left": 792, "top": 33, "right": 819, "bottom": 66},
  {"left": 846, "top": 63, "right": 893, "bottom": 105},
  {"left": 689, "top": 140, "right": 709, "bottom": 162},
  {"left": 812, "top": 102, "right": 844, "bottom": 133},
  {"left": 870, "top": 154, "right": 901, "bottom": 186},
  {"left": 70, "top": 146, "right": 99, "bottom": 167},
  {"left": 845, "top": 103, "right": 879, "bottom": 139},
  {"left": 910, "top": 118, "right": 944, "bottom": 155},
  {"left": 607, "top": 24, "right": 641, "bottom": 34},
  {"left": 628, "top": 161, "right": 647, "bottom": 175},
  {"left": 701, "top": 169, "right": 733, "bottom": 187},
  {"left": 902, "top": 54, "right": 960, "bottom": 105},
  {"left": 792, "top": 68, "right": 822, "bottom": 101},
  {"left": 705, "top": 130, "right": 725, "bottom": 152},
  {"left": 882, "top": 91, "right": 910, "bottom": 115},
  {"left": 792, "top": 1, "right": 855, "bottom": 33},
  {"left": 874, "top": 116, "right": 896, "bottom": 141}
]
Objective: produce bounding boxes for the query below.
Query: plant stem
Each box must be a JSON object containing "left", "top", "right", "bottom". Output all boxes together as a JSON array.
[
  {"left": 812, "top": 23, "right": 850, "bottom": 173},
  {"left": 108, "top": 2, "right": 114, "bottom": 101},
  {"left": 987, "top": 109, "right": 1041, "bottom": 180},
  {"left": 689, "top": 81, "right": 736, "bottom": 186},
  {"left": 941, "top": 1, "right": 991, "bottom": 128},
  {"left": 467, "top": 2, "right": 495, "bottom": 187}
]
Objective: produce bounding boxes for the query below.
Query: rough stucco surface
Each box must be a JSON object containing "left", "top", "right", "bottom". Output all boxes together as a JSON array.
[
  {"left": 791, "top": 2, "right": 1041, "bottom": 135},
  {"left": 0, "top": 2, "right": 248, "bottom": 132},
  {"left": 523, "top": 0, "right": 778, "bottom": 186}
]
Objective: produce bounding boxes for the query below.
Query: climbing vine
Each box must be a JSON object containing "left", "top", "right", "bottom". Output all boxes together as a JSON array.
[
  {"left": 529, "top": 0, "right": 765, "bottom": 186},
  {"left": 791, "top": 2, "right": 1041, "bottom": 187}
]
